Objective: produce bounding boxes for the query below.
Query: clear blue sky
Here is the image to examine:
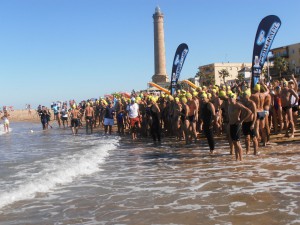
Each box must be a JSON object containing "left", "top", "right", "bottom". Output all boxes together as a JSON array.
[{"left": 1, "top": 0, "right": 299, "bottom": 109}]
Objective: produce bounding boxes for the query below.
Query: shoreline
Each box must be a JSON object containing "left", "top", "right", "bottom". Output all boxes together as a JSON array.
[{"left": 5, "top": 110, "right": 300, "bottom": 148}]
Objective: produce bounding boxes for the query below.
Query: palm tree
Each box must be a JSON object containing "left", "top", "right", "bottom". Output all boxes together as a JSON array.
[
  {"left": 218, "top": 69, "right": 230, "bottom": 84},
  {"left": 273, "top": 57, "right": 289, "bottom": 78}
]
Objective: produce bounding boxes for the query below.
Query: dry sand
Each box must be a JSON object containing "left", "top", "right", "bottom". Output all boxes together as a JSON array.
[{"left": 2, "top": 110, "right": 40, "bottom": 122}]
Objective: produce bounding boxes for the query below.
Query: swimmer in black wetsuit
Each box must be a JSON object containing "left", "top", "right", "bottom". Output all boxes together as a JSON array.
[
  {"left": 200, "top": 92, "right": 216, "bottom": 153},
  {"left": 149, "top": 97, "right": 161, "bottom": 143}
]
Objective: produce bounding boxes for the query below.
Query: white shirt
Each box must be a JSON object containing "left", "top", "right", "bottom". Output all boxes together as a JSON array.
[{"left": 127, "top": 103, "right": 139, "bottom": 118}]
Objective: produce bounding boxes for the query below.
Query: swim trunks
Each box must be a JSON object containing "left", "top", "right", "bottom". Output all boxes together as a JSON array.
[
  {"left": 242, "top": 121, "right": 256, "bottom": 137},
  {"left": 188, "top": 115, "right": 195, "bottom": 123},
  {"left": 292, "top": 105, "right": 299, "bottom": 112},
  {"left": 282, "top": 106, "right": 291, "bottom": 112},
  {"left": 104, "top": 118, "right": 114, "bottom": 126},
  {"left": 130, "top": 117, "right": 140, "bottom": 128},
  {"left": 257, "top": 111, "right": 266, "bottom": 120},
  {"left": 230, "top": 123, "right": 241, "bottom": 141},
  {"left": 71, "top": 118, "right": 79, "bottom": 128},
  {"left": 85, "top": 116, "right": 93, "bottom": 121}
]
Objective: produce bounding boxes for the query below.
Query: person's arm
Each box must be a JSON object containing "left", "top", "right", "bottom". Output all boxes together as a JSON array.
[
  {"left": 250, "top": 101, "right": 257, "bottom": 129},
  {"left": 260, "top": 82, "right": 270, "bottom": 95},
  {"left": 290, "top": 89, "right": 299, "bottom": 104},
  {"left": 291, "top": 74, "right": 298, "bottom": 92},
  {"left": 208, "top": 102, "right": 216, "bottom": 126},
  {"left": 239, "top": 103, "right": 252, "bottom": 123},
  {"left": 195, "top": 100, "right": 199, "bottom": 121}
]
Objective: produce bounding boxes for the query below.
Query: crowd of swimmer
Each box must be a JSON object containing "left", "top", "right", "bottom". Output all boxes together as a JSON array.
[{"left": 38, "top": 75, "right": 299, "bottom": 161}]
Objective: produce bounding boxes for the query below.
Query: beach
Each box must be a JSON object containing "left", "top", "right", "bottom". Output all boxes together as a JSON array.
[
  {"left": 3, "top": 109, "right": 40, "bottom": 123},
  {"left": 0, "top": 110, "right": 300, "bottom": 224}
]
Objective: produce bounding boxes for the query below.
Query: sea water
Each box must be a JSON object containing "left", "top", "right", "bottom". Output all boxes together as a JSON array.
[{"left": 0, "top": 122, "right": 300, "bottom": 225}]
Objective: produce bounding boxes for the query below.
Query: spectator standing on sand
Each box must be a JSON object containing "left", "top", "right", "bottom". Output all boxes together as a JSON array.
[{"left": 28, "top": 104, "right": 31, "bottom": 115}]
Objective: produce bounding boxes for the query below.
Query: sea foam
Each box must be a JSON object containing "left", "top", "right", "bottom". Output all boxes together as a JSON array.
[{"left": 0, "top": 138, "right": 118, "bottom": 209}]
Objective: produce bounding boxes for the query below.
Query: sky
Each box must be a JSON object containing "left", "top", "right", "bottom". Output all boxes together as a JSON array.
[{"left": 0, "top": 0, "right": 299, "bottom": 109}]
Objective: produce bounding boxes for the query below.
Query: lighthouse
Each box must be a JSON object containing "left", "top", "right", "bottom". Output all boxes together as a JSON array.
[{"left": 152, "top": 6, "right": 168, "bottom": 83}]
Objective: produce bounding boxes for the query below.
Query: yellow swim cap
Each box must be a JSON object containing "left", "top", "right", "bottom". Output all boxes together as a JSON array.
[
  {"left": 181, "top": 97, "right": 187, "bottom": 103},
  {"left": 169, "top": 95, "right": 174, "bottom": 101},
  {"left": 200, "top": 92, "right": 208, "bottom": 98},
  {"left": 175, "top": 97, "right": 180, "bottom": 102},
  {"left": 254, "top": 84, "right": 261, "bottom": 92},
  {"left": 219, "top": 90, "right": 226, "bottom": 98},
  {"left": 244, "top": 89, "right": 251, "bottom": 97},
  {"left": 186, "top": 93, "right": 192, "bottom": 99},
  {"left": 193, "top": 91, "right": 198, "bottom": 97},
  {"left": 207, "top": 93, "right": 212, "bottom": 99},
  {"left": 229, "top": 93, "right": 237, "bottom": 99},
  {"left": 150, "top": 97, "right": 156, "bottom": 103},
  {"left": 72, "top": 104, "right": 76, "bottom": 109}
]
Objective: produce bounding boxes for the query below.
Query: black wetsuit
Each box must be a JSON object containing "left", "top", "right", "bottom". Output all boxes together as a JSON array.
[
  {"left": 201, "top": 102, "right": 215, "bottom": 151},
  {"left": 150, "top": 106, "right": 161, "bottom": 142},
  {"left": 40, "top": 111, "right": 48, "bottom": 130}
]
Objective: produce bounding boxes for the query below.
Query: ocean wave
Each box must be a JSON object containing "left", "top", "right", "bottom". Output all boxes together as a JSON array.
[{"left": 0, "top": 137, "right": 119, "bottom": 209}]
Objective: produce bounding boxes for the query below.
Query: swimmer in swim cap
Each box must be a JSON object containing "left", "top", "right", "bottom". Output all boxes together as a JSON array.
[
  {"left": 254, "top": 84, "right": 261, "bottom": 92},
  {"left": 219, "top": 90, "right": 227, "bottom": 98},
  {"left": 240, "top": 88, "right": 259, "bottom": 155},
  {"left": 84, "top": 101, "right": 94, "bottom": 134}
]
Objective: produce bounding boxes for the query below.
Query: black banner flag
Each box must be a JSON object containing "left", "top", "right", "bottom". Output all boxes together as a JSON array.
[
  {"left": 251, "top": 15, "right": 281, "bottom": 89},
  {"left": 170, "top": 43, "right": 189, "bottom": 95}
]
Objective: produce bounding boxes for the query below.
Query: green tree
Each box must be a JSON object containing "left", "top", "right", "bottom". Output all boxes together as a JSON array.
[
  {"left": 205, "top": 74, "right": 215, "bottom": 85},
  {"left": 218, "top": 69, "right": 230, "bottom": 84},
  {"left": 236, "top": 73, "right": 245, "bottom": 83},
  {"left": 195, "top": 68, "right": 205, "bottom": 85},
  {"left": 273, "top": 57, "right": 289, "bottom": 78}
]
